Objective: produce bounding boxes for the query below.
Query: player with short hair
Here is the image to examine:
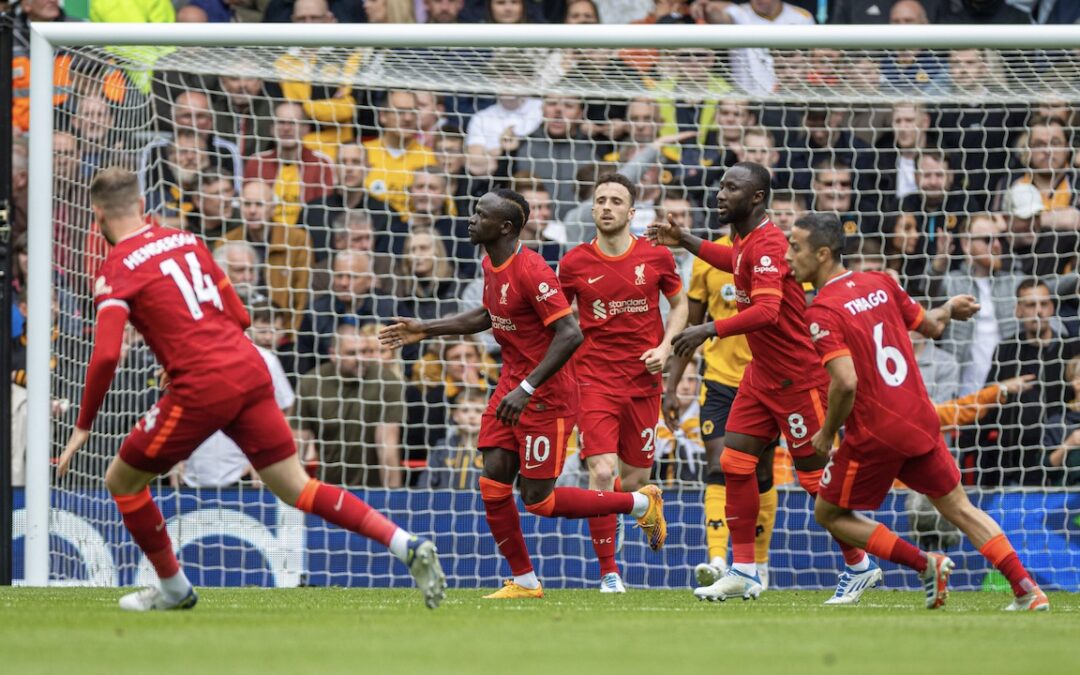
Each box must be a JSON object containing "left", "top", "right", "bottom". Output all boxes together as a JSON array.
[
  {"left": 59, "top": 167, "right": 446, "bottom": 611},
  {"left": 380, "top": 189, "right": 666, "bottom": 599},
  {"left": 649, "top": 162, "right": 879, "bottom": 603},
  {"left": 558, "top": 173, "right": 688, "bottom": 594},
  {"left": 786, "top": 212, "right": 1049, "bottom": 611}
]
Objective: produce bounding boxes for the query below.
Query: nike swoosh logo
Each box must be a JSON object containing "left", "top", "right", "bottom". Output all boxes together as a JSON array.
[
  {"left": 587, "top": 276, "right": 604, "bottom": 283},
  {"left": 154, "top": 520, "right": 165, "bottom": 532},
  {"left": 524, "top": 463, "right": 544, "bottom": 470},
  {"left": 792, "top": 440, "right": 810, "bottom": 448},
  {"left": 333, "top": 490, "right": 345, "bottom": 511},
  {"left": 644, "top": 453, "right": 655, "bottom": 460}
]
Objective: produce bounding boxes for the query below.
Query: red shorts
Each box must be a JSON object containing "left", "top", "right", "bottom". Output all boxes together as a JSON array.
[
  {"left": 119, "top": 383, "right": 297, "bottom": 475},
  {"left": 818, "top": 438, "right": 961, "bottom": 511},
  {"left": 578, "top": 391, "right": 660, "bottom": 469},
  {"left": 725, "top": 382, "right": 827, "bottom": 458},
  {"left": 478, "top": 410, "right": 574, "bottom": 480}
]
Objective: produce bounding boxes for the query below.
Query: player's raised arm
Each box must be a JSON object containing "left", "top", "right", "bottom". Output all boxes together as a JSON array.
[
  {"left": 647, "top": 213, "right": 734, "bottom": 272},
  {"left": 917, "top": 294, "right": 981, "bottom": 339},
  {"left": 496, "top": 313, "right": 584, "bottom": 427},
  {"left": 59, "top": 303, "right": 129, "bottom": 477},
  {"left": 378, "top": 308, "right": 493, "bottom": 348}
]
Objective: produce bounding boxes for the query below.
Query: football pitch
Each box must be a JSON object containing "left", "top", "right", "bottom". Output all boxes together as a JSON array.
[{"left": 1, "top": 588, "right": 1074, "bottom": 675}]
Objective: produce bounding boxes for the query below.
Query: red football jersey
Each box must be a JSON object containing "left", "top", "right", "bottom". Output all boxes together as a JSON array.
[
  {"left": 731, "top": 218, "right": 828, "bottom": 391},
  {"left": 93, "top": 225, "right": 270, "bottom": 405},
  {"left": 482, "top": 244, "right": 578, "bottom": 416},
  {"left": 806, "top": 270, "right": 939, "bottom": 457},
  {"left": 559, "top": 236, "right": 682, "bottom": 397}
]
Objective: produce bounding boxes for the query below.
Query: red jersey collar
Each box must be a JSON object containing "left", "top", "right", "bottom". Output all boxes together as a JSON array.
[
  {"left": 823, "top": 269, "right": 854, "bottom": 287},
  {"left": 591, "top": 234, "right": 638, "bottom": 261}
]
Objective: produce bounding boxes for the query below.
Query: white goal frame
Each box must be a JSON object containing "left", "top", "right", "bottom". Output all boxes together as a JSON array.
[{"left": 24, "top": 21, "right": 1080, "bottom": 585}]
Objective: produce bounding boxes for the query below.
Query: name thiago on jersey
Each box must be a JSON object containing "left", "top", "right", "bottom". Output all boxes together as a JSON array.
[{"left": 843, "top": 289, "right": 890, "bottom": 316}]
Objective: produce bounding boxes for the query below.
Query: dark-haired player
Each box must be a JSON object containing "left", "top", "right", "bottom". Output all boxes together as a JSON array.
[
  {"left": 558, "top": 173, "right": 688, "bottom": 593},
  {"left": 381, "top": 190, "right": 666, "bottom": 599},
  {"left": 787, "top": 212, "right": 1048, "bottom": 612},
  {"left": 649, "top": 162, "right": 877, "bottom": 603},
  {"left": 59, "top": 168, "right": 446, "bottom": 611}
]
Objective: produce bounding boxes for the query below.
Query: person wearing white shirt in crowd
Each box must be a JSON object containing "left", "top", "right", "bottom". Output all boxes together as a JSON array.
[
  {"left": 719, "top": 0, "right": 816, "bottom": 95},
  {"left": 465, "top": 88, "right": 543, "bottom": 166},
  {"left": 181, "top": 344, "right": 296, "bottom": 488}
]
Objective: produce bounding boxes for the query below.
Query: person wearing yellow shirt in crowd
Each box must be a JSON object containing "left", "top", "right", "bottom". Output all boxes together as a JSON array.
[
  {"left": 654, "top": 362, "right": 707, "bottom": 483},
  {"left": 663, "top": 229, "right": 779, "bottom": 592},
  {"left": 363, "top": 89, "right": 438, "bottom": 216}
]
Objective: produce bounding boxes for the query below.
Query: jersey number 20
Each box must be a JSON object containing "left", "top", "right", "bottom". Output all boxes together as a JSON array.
[
  {"left": 873, "top": 322, "right": 908, "bottom": 387},
  {"left": 160, "top": 252, "right": 223, "bottom": 320}
]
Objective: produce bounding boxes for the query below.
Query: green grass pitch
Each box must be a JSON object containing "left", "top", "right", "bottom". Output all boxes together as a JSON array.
[{"left": 1, "top": 587, "right": 1074, "bottom": 675}]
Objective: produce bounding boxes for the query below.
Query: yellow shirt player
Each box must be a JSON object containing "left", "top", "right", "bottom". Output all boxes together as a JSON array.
[{"left": 662, "top": 234, "right": 779, "bottom": 590}]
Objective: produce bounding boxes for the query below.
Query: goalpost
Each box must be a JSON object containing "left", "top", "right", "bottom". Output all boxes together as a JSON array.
[{"left": 21, "top": 22, "right": 1080, "bottom": 590}]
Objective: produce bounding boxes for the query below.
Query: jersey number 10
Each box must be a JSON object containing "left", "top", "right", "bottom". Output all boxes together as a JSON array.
[{"left": 160, "top": 252, "right": 224, "bottom": 320}]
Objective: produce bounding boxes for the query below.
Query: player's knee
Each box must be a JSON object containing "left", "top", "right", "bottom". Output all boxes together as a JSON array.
[
  {"left": 104, "top": 461, "right": 144, "bottom": 496},
  {"left": 588, "top": 461, "right": 616, "bottom": 490},
  {"left": 720, "top": 449, "right": 758, "bottom": 477},
  {"left": 813, "top": 497, "right": 841, "bottom": 529},
  {"left": 518, "top": 479, "right": 554, "bottom": 507},
  {"left": 523, "top": 492, "right": 557, "bottom": 517},
  {"left": 478, "top": 476, "right": 514, "bottom": 503}
]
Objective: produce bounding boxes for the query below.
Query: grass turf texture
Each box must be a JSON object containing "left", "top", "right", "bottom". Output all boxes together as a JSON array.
[{"left": 1, "top": 588, "right": 1073, "bottom": 675}]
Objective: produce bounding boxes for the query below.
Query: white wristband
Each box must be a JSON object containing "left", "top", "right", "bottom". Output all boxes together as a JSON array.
[{"left": 519, "top": 380, "right": 536, "bottom": 395}]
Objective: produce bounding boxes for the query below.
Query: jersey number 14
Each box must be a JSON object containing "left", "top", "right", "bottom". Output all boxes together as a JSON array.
[{"left": 160, "top": 252, "right": 223, "bottom": 320}]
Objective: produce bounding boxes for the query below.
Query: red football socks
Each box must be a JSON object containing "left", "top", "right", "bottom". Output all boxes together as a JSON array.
[
  {"left": 114, "top": 488, "right": 179, "bottom": 579},
  {"left": 721, "top": 451, "right": 760, "bottom": 565},
  {"left": 866, "top": 523, "right": 928, "bottom": 573},
  {"left": 589, "top": 515, "right": 619, "bottom": 576},
  {"left": 525, "top": 488, "right": 635, "bottom": 518},
  {"left": 295, "top": 479, "right": 397, "bottom": 547},
  {"left": 980, "top": 534, "right": 1037, "bottom": 597},
  {"left": 479, "top": 477, "right": 534, "bottom": 576}
]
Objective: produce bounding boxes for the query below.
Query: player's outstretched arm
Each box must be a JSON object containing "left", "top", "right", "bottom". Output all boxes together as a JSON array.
[
  {"left": 812, "top": 355, "right": 858, "bottom": 458},
  {"left": 379, "top": 308, "right": 493, "bottom": 348},
  {"left": 59, "top": 305, "right": 128, "bottom": 478},
  {"left": 496, "top": 314, "right": 584, "bottom": 426},
  {"left": 662, "top": 299, "right": 706, "bottom": 429},
  {"left": 647, "top": 214, "right": 734, "bottom": 272},
  {"left": 643, "top": 290, "right": 689, "bottom": 375},
  {"left": 918, "top": 294, "right": 980, "bottom": 339}
]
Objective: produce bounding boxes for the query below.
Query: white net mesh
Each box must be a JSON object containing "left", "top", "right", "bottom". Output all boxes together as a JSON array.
[{"left": 26, "top": 42, "right": 1080, "bottom": 591}]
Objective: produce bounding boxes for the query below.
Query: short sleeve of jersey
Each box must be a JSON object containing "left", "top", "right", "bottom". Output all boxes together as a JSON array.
[
  {"left": 878, "top": 272, "right": 926, "bottom": 330},
  {"left": 688, "top": 255, "right": 710, "bottom": 303},
  {"left": 656, "top": 247, "right": 683, "bottom": 297},
  {"left": 748, "top": 233, "right": 787, "bottom": 300},
  {"left": 806, "top": 305, "right": 851, "bottom": 366},
  {"left": 556, "top": 252, "right": 579, "bottom": 305},
  {"left": 525, "top": 255, "right": 573, "bottom": 327},
  {"left": 92, "top": 258, "right": 137, "bottom": 313}
]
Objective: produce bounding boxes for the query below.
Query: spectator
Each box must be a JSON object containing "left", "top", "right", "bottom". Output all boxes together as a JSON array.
[
  {"left": 656, "top": 189, "right": 698, "bottom": 287},
  {"left": 466, "top": 85, "right": 544, "bottom": 171},
  {"left": 487, "top": 0, "right": 527, "bottom": 22},
  {"left": 244, "top": 101, "right": 336, "bottom": 225},
  {"left": 187, "top": 172, "right": 241, "bottom": 241},
  {"left": 332, "top": 209, "right": 378, "bottom": 254},
  {"left": 299, "top": 142, "right": 393, "bottom": 262},
  {"left": 1002, "top": 181, "right": 1079, "bottom": 278},
  {"left": 435, "top": 126, "right": 497, "bottom": 221},
  {"left": 363, "top": 89, "right": 438, "bottom": 215},
  {"left": 391, "top": 226, "right": 460, "bottom": 322},
  {"left": 884, "top": 209, "right": 941, "bottom": 299},
  {"left": 176, "top": 4, "right": 209, "bottom": 21},
  {"left": 653, "top": 362, "right": 706, "bottom": 483},
  {"left": 1044, "top": 355, "right": 1080, "bottom": 484},
  {"left": 182, "top": 343, "right": 295, "bottom": 488},
  {"left": 140, "top": 90, "right": 243, "bottom": 194},
  {"left": 1034, "top": 0, "right": 1080, "bottom": 23},
  {"left": 418, "top": 387, "right": 489, "bottom": 490},
  {"left": 768, "top": 190, "right": 807, "bottom": 236},
  {"left": 298, "top": 249, "right": 397, "bottom": 370},
  {"left": 1000, "top": 115, "right": 1080, "bottom": 232},
  {"left": 221, "top": 179, "right": 314, "bottom": 332},
  {"left": 829, "top": 0, "right": 942, "bottom": 23},
  {"left": 250, "top": 302, "right": 302, "bottom": 386},
  {"left": 262, "top": 0, "right": 365, "bottom": 22},
  {"left": 142, "top": 129, "right": 213, "bottom": 228},
  {"left": 810, "top": 158, "right": 877, "bottom": 235},
  {"left": 212, "top": 240, "right": 265, "bottom": 304},
  {"left": 515, "top": 180, "right": 567, "bottom": 267},
  {"left": 879, "top": 1, "right": 949, "bottom": 92},
  {"left": 88, "top": 0, "right": 174, "bottom": 21},
  {"left": 789, "top": 105, "right": 875, "bottom": 204},
  {"left": 901, "top": 150, "right": 970, "bottom": 228},
  {"left": 70, "top": 95, "right": 126, "bottom": 179},
  {"left": 723, "top": 0, "right": 816, "bottom": 95},
  {"left": 213, "top": 73, "right": 276, "bottom": 157},
  {"left": 911, "top": 328, "right": 962, "bottom": 403},
  {"left": 295, "top": 324, "right": 406, "bottom": 488},
  {"left": 364, "top": 0, "right": 417, "bottom": 22},
  {"left": 564, "top": 0, "right": 600, "bottom": 22},
  {"left": 873, "top": 101, "right": 939, "bottom": 209},
  {"left": 398, "top": 167, "right": 477, "bottom": 276},
  {"left": 936, "top": 213, "right": 1021, "bottom": 396},
  {"left": 970, "top": 279, "right": 1079, "bottom": 486},
  {"left": 10, "top": 142, "right": 28, "bottom": 241},
  {"left": 511, "top": 95, "right": 596, "bottom": 219},
  {"left": 939, "top": 0, "right": 1031, "bottom": 23},
  {"left": 424, "top": 0, "right": 466, "bottom": 22},
  {"left": 736, "top": 125, "right": 807, "bottom": 193}
]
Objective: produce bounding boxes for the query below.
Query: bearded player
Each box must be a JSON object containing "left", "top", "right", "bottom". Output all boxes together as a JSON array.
[
  {"left": 787, "top": 212, "right": 1049, "bottom": 611},
  {"left": 380, "top": 189, "right": 666, "bottom": 599},
  {"left": 648, "top": 162, "right": 878, "bottom": 603},
  {"left": 58, "top": 168, "right": 446, "bottom": 611},
  {"left": 558, "top": 173, "right": 688, "bottom": 593}
]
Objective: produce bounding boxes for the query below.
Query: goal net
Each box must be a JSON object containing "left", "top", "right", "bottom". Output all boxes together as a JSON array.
[{"left": 19, "top": 25, "right": 1080, "bottom": 592}]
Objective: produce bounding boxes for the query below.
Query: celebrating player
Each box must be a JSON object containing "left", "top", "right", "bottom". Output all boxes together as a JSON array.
[
  {"left": 380, "top": 189, "right": 666, "bottom": 599},
  {"left": 787, "top": 212, "right": 1049, "bottom": 611},
  {"left": 558, "top": 173, "right": 688, "bottom": 594},
  {"left": 663, "top": 231, "right": 779, "bottom": 593},
  {"left": 648, "top": 162, "right": 878, "bottom": 603},
  {"left": 58, "top": 168, "right": 447, "bottom": 611}
]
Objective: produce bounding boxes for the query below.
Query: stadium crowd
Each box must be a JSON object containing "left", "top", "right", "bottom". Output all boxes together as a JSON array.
[{"left": 7, "top": 0, "right": 1080, "bottom": 491}]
